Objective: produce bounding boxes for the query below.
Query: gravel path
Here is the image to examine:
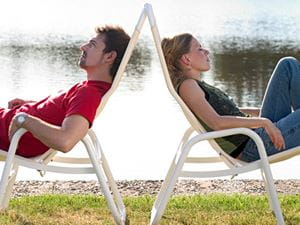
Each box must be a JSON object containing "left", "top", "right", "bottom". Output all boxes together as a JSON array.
[{"left": 11, "top": 179, "right": 300, "bottom": 198}]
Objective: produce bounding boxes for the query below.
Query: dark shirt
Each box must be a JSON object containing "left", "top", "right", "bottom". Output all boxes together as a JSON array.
[{"left": 183, "top": 79, "right": 249, "bottom": 157}]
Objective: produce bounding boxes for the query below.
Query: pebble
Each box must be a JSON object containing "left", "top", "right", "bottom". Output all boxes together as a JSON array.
[{"left": 11, "top": 179, "right": 300, "bottom": 198}]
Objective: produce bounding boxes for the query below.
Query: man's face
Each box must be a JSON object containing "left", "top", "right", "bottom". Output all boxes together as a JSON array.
[{"left": 79, "top": 34, "right": 107, "bottom": 69}]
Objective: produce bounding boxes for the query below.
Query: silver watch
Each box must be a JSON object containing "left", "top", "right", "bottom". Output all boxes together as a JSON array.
[{"left": 16, "top": 112, "right": 28, "bottom": 127}]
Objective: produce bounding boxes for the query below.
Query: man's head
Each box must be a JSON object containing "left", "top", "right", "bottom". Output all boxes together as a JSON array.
[{"left": 79, "top": 25, "right": 130, "bottom": 80}]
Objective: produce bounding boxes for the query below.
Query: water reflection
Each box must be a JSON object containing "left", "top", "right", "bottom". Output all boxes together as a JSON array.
[
  {"left": 124, "top": 39, "right": 152, "bottom": 92},
  {"left": 205, "top": 39, "right": 300, "bottom": 107},
  {"left": 1, "top": 0, "right": 300, "bottom": 180},
  {"left": 0, "top": 37, "right": 152, "bottom": 94}
]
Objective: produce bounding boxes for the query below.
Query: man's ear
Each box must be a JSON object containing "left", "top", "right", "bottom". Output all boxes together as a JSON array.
[{"left": 105, "top": 51, "right": 117, "bottom": 64}]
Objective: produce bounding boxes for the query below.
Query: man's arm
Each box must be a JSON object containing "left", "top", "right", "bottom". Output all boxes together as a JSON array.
[
  {"left": 239, "top": 107, "right": 261, "bottom": 117},
  {"left": 9, "top": 114, "right": 89, "bottom": 153}
]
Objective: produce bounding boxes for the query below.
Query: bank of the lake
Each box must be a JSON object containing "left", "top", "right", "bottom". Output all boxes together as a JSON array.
[{"left": 12, "top": 179, "right": 300, "bottom": 198}]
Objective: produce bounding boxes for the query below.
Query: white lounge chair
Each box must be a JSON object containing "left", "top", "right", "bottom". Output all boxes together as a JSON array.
[
  {"left": 143, "top": 3, "right": 299, "bottom": 225},
  {"left": 0, "top": 5, "right": 148, "bottom": 225}
]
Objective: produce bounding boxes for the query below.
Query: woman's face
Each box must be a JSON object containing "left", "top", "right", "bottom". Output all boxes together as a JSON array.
[{"left": 183, "top": 37, "right": 210, "bottom": 73}]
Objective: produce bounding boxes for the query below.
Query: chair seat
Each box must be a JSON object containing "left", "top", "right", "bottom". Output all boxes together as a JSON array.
[
  {"left": 0, "top": 149, "right": 56, "bottom": 162},
  {"left": 268, "top": 146, "right": 300, "bottom": 163}
]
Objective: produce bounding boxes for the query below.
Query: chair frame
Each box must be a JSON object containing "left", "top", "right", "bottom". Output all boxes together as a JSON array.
[
  {"left": 141, "top": 3, "right": 296, "bottom": 225},
  {"left": 0, "top": 5, "right": 148, "bottom": 225},
  {"left": 2, "top": 4, "right": 297, "bottom": 225}
]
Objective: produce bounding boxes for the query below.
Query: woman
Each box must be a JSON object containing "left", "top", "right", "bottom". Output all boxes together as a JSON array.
[{"left": 162, "top": 33, "right": 300, "bottom": 162}]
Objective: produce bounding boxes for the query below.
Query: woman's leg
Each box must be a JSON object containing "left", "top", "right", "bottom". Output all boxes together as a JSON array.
[
  {"left": 241, "top": 109, "right": 300, "bottom": 162},
  {"left": 260, "top": 57, "right": 300, "bottom": 122},
  {"left": 241, "top": 57, "right": 300, "bottom": 162}
]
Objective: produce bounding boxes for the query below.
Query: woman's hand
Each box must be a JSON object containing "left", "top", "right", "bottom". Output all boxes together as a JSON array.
[{"left": 263, "top": 119, "right": 285, "bottom": 150}]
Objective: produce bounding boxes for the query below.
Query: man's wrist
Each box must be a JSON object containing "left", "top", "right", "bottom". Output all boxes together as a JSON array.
[{"left": 15, "top": 112, "right": 29, "bottom": 128}]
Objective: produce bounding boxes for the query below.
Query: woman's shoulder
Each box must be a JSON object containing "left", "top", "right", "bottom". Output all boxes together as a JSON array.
[
  {"left": 180, "top": 78, "right": 200, "bottom": 90},
  {"left": 179, "top": 78, "right": 206, "bottom": 98},
  {"left": 181, "top": 78, "right": 200, "bottom": 86}
]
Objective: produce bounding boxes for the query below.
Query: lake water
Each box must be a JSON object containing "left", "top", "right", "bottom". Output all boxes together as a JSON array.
[{"left": 1, "top": 0, "right": 300, "bottom": 180}]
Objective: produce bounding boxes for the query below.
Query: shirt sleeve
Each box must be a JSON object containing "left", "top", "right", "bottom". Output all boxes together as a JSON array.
[{"left": 65, "top": 87, "right": 101, "bottom": 127}]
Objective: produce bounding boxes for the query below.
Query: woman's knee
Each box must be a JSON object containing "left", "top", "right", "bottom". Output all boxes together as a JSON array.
[
  {"left": 277, "top": 56, "right": 299, "bottom": 69},
  {"left": 274, "top": 57, "right": 300, "bottom": 80}
]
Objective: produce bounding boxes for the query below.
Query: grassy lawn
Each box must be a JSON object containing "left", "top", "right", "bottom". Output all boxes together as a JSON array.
[{"left": 1, "top": 194, "right": 300, "bottom": 225}]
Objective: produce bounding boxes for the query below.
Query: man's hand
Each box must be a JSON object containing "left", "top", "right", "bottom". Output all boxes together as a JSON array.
[
  {"left": 8, "top": 98, "right": 35, "bottom": 109},
  {"left": 8, "top": 98, "right": 26, "bottom": 109}
]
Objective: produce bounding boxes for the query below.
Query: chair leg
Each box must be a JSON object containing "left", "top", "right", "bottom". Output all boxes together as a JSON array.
[
  {"left": 260, "top": 169, "right": 274, "bottom": 211},
  {"left": 87, "top": 129, "right": 126, "bottom": 211},
  {"left": 150, "top": 127, "right": 194, "bottom": 225},
  {"left": 0, "top": 128, "right": 25, "bottom": 209},
  {"left": 87, "top": 129, "right": 124, "bottom": 204},
  {"left": 84, "top": 139, "right": 126, "bottom": 225},
  {"left": 153, "top": 161, "right": 176, "bottom": 209},
  {"left": 260, "top": 167, "right": 285, "bottom": 225},
  {"left": 101, "top": 152, "right": 125, "bottom": 215},
  {"left": 150, "top": 158, "right": 178, "bottom": 225},
  {"left": 0, "top": 160, "right": 14, "bottom": 209},
  {"left": 1, "top": 163, "right": 19, "bottom": 208}
]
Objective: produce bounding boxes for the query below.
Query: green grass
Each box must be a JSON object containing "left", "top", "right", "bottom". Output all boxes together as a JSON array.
[{"left": 1, "top": 194, "right": 300, "bottom": 225}]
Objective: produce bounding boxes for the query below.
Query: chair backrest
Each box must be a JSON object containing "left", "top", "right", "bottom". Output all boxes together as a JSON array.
[
  {"left": 145, "top": 4, "right": 238, "bottom": 166},
  {"left": 95, "top": 10, "right": 147, "bottom": 117}
]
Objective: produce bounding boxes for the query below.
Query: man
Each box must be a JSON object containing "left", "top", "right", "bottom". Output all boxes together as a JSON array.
[{"left": 0, "top": 25, "right": 130, "bottom": 158}]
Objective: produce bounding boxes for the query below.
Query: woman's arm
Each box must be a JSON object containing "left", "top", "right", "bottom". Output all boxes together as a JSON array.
[
  {"left": 239, "top": 107, "right": 260, "bottom": 117},
  {"left": 179, "top": 79, "right": 285, "bottom": 150}
]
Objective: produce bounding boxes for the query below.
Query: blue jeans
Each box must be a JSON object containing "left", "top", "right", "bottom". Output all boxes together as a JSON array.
[{"left": 241, "top": 57, "right": 300, "bottom": 162}]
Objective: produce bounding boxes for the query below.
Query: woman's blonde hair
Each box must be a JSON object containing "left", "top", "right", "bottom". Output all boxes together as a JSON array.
[{"left": 161, "top": 33, "right": 193, "bottom": 91}]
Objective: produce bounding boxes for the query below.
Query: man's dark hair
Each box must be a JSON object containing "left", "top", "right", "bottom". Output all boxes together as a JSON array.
[{"left": 95, "top": 25, "right": 130, "bottom": 79}]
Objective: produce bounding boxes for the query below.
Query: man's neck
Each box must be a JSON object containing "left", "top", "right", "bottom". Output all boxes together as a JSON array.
[{"left": 86, "top": 68, "right": 113, "bottom": 83}]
